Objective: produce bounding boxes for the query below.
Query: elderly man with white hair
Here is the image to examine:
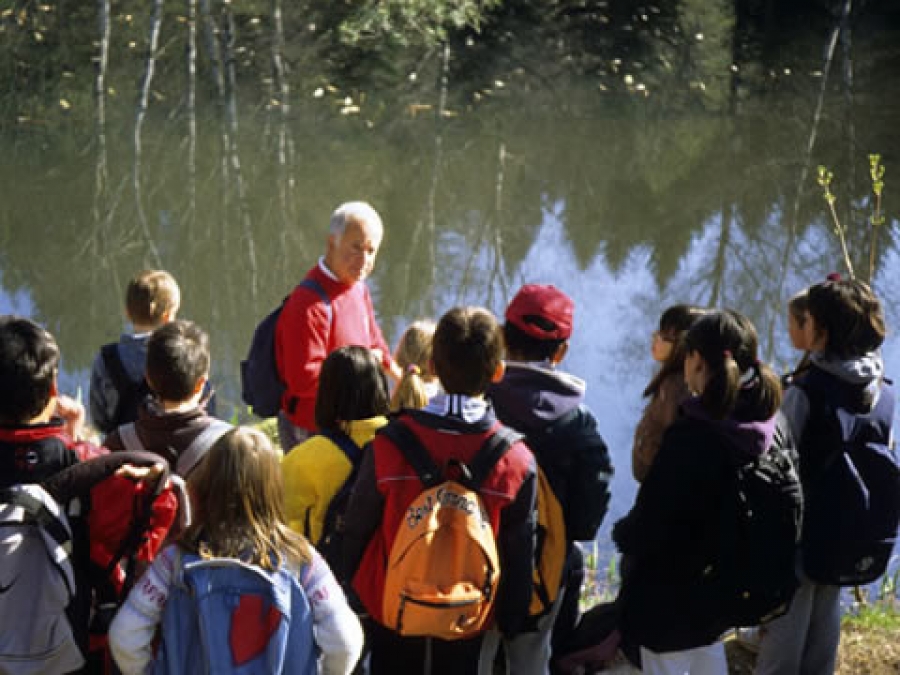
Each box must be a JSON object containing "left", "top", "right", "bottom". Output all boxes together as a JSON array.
[{"left": 275, "top": 201, "right": 401, "bottom": 451}]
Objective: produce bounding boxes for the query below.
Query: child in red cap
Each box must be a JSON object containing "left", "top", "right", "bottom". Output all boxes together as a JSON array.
[{"left": 484, "top": 284, "right": 614, "bottom": 675}]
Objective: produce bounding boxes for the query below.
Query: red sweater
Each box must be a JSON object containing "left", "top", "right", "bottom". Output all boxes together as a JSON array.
[{"left": 274, "top": 264, "right": 391, "bottom": 431}]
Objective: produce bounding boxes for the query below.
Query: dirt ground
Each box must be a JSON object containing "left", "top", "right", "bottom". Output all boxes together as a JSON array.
[
  {"left": 595, "top": 625, "right": 900, "bottom": 674},
  {"left": 725, "top": 625, "right": 900, "bottom": 674}
]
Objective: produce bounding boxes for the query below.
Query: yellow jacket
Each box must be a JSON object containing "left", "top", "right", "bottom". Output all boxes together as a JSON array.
[{"left": 282, "top": 416, "right": 388, "bottom": 544}]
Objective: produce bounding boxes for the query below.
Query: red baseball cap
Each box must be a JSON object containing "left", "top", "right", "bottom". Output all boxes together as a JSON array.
[{"left": 505, "top": 284, "right": 574, "bottom": 340}]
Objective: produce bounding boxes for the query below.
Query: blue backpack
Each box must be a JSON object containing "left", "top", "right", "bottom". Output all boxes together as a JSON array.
[
  {"left": 240, "top": 279, "right": 331, "bottom": 418},
  {"left": 795, "top": 367, "right": 899, "bottom": 586},
  {"left": 152, "top": 552, "right": 317, "bottom": 675}
]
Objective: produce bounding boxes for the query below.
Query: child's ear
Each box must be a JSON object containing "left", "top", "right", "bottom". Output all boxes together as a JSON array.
[
  {"left": 490, "top": 361, "right": 506, "bottom": 384},
  {"left": 193, "top": 374, "right": 209, "bottom": 396},
  {"left": 551, "top": 342, "right": 569, "bottom": 365}
]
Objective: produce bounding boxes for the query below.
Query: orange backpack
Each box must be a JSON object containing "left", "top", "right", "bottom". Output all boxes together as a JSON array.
[{"left": 378, "top": 422, "right": 519, "bottom": 641}]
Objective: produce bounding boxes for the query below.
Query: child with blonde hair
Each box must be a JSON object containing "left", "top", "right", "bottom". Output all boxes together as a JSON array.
[
  {"left": 390, "top": 319, "right": 439, "bottom": 412},
  {"left": 90, "top": 269, "right": 181, "bottom": 435},
  {"left": 109, "top": 426, "right": 363, "bottom": 675}
]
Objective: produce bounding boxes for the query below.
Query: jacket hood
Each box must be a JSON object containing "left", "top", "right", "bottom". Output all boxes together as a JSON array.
[
  {"left": 682, "top": 397, "right": 777, "bottom": 458},
  {"left": 487, "top": 361, "right": 585, "bottom": 432},
  {"left": 808, "top": 351, "right": 885, "bottom": 413}
]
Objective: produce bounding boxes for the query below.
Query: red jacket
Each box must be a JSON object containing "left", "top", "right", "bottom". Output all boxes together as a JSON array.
[
  {"left": 344, "top": 409, "right": 537, "bottom": 637},
  {"left": 274, "top": 264, "right": 391, "bottom": 431}
]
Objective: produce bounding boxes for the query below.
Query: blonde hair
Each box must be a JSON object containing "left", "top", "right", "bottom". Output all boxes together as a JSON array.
[
  {"left": 126, "top": 269, "right": 180, "bottom": 327},
  {"left": 181, "top": 427, "right": 311, "bottom": 571},
  {"left": 391, "top": 319, "right": 436, "bottom": 412}
]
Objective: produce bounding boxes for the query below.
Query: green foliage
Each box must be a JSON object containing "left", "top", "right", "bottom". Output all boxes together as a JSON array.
[
  {"left": 817, "top": 155, "right": 889, "bottom": 283},
  {"left": 251, "top": 416, "right": 280, "bottom": 448},
  {"left": 578, "top": 542, "right": 620, "bottom": 609},
  {"left": 337, "top": 0, "right": 500, "bottom": 47},
  {"left": 842, "top": 568, "right": 900, "bottom": 631}
]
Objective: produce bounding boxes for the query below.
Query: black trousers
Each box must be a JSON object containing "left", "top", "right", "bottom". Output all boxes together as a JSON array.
[{"left": 367, "top": 620, "right": 484, "bottom": 675}]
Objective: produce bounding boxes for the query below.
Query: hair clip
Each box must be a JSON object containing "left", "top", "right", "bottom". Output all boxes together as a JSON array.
[
  {"left": 826, "top": 272, "right": 842, "bottom": 282},
  {"left": 407, "top": 364, "right": 421, "bottom": 376}
]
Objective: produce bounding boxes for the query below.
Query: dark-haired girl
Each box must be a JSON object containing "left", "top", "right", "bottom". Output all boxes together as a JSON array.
[
  {"left": 631, "top": 304, "right": 706, "bottom": 482},
  {"left": 756, "top": 277, "right": 893, "bottom": 675},
  {"left": 282, "top": 346, "right": 390, "bottom": 556},
  {"left": 614, "top": 310, "right": 783, "bottom": 675}
]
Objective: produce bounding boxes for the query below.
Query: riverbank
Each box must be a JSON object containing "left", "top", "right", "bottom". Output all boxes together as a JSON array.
[
  {"left": 596, "top": 622, "right": 900, "bottom": 674},
  {"left": 726, "top": 621, "right": 900, "bottom": 673}
]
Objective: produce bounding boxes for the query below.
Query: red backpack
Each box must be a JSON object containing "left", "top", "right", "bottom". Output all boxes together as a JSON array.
[{"left": 44, "top": 451, "right": 183, "bottom": 672}]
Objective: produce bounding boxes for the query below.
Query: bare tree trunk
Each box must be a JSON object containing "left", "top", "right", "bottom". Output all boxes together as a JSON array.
[
  {"left": 272, "top": 0, "right": 294, "bottom": 279},
  {"left": 187, "top": 0, "right": 198, "bottom": 231},
  {"left": 134, "top": 0, "right": 165, "bottom": 267},
  {"left": 840, "top": 0, "right": 856, "bottom": 254},
  {"left": 199, "top": 0, "right": 231, "bottom": 224},
  {"left": 222, "top": 2, "right": 258, "bottom": 298},
  {"left": 789, "top": 0, "right": 848, "bottom": 234},
  {"left": 768, "top": 0, "right": 851, "bottom": 354},
  {"left": 91, "top": 0, "right": 122, "bottom": 319},
  {"left": 708, "top": 203, "right": 732, "bottom": 308}
]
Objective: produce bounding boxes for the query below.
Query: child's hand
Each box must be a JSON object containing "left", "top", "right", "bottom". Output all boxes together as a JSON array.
[
  {"left": 116, "top": 462, "right": 166, "bottom": 482},
  {"left": 55, "top": 394, "right": 86, "bottom": 441}
]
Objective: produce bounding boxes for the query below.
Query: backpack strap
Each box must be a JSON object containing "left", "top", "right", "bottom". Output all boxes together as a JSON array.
[
  {"left": 379, "top": 421, "right": 443, "bottom": 488},
  {"left": 118, "top": 423, "right": 145, "bottom": 453},
  {"left": 0, "top": 485, "right": 76, "bottom": 597},
  {"left": 318, "top": 429, "right": 362, "bottom": 466},
  {"left": 467, "top": 426, "right": 520, "bottom": 490},
  {"left": 176, "top": 420, "right": 233, "bottom": 477},
  {"left": 380, "top": 421, "right": 519, "bottom": 491},
  {"left": 280, "top": 279, "right": 333, "bottom": 417},
  {"left": 300, "top": 278, "right": 333, "bottom": 326}
]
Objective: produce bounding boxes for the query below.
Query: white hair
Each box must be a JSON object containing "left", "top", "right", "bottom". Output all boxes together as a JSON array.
[{"left": 329, "top": 201, "right": 383, "bottom": 237}]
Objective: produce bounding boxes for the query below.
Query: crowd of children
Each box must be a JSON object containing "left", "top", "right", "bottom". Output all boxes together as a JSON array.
[{"left": 0, "top": 265, "right": 896, "bottom": 675}]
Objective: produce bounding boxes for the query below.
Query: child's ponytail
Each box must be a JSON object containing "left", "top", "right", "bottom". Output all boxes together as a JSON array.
[
  {"left": 696, "top": 348, "right": 741, "bottom": 420},
  {"left": 686, "top": 310, "right": 782, "bottom": 421},
  {"left": 391, "top": 364, "right": 430, "bottom": 412},
  {"left": 391, "top": 320, "right": 436, "bottom": 412}
]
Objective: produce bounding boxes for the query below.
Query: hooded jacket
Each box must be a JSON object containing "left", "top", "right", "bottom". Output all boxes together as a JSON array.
[
  {"left": 613, "top": 397, "right": 778, "bottom": 652},
  {"left": 488, "top": 361, "right": 612, "bottom": 543},
  {"left": 783, "top": 351, "right": 888, "bottom": 481},
  {"left": 787, "top": 352, "right": 895, "bottom": 583}
]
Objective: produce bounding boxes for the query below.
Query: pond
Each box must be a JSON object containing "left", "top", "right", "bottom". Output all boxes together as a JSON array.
[{"left": 1, "top": 0, "right": 899, "bottom": 555}]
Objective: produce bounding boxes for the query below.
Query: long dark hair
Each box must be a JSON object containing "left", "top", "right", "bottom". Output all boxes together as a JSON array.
[
  {"left": 684, "top": 310, "right": 782, "bottom": 421},
  {"left": 643, "top": 304, "right": 707, "bottom": 398}
]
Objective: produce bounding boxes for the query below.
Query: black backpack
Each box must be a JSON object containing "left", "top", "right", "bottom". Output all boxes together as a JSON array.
[
  {"left": 240, "top": 279, "right": 331, "bottom": 418},
  {"left": 795, "top": 368, "right": 899, "bottom": 586},
  {"left": 100, "top": 343, "right": 152, "bottom": 430},
  {"left": 715, "top": 413, "right": 803, "bottom": 627},
  {"left": 315, "top": 429, "right": 365, "bottom": 574}
]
